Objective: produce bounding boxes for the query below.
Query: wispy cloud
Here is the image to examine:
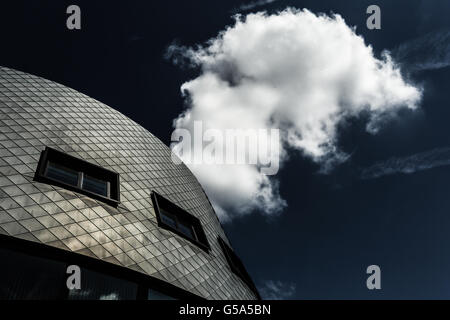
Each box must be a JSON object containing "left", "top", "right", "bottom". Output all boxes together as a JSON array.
[
  {"left": 259, "top": 280, "right": 296, "bottom": 300},
  {"left": 360, "top": 147, "right": 450, "bottom": 180},
  {"left": 393, "top": 29, "right": 450, "bottom": 72},
  {"left": 233, "top": 0, "right": 279, "bottom": 13}
]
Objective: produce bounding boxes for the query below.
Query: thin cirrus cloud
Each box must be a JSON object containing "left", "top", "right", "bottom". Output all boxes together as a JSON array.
[
  {"left": 393, "top": 29, "right": 450, "bottom": 72},
  {"left": 258, "top": 280, "right": 296, "bottom": 300},
  {"left": 167, "top": 8, "right": 422, "bottom": 222},
  {"left": 360, "top": 147, "right": 450, "bottom": 180},
  {"left": 232, "top": 0, "right": 279, "bottom": 13}
]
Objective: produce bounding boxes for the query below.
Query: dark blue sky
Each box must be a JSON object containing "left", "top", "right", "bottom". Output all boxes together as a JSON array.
[{"left": 2, "top": 0, "right": 450, "bottom": 299}]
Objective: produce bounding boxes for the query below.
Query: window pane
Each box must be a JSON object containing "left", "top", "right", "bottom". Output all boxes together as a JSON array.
[
  {"left": 148, "top": 288, "right": 176, "bottom": 300},
  {"left": 46, "top": 162, "right": 78, "bottom": 186},
  {"left": 68, "top": 268, "right": 137, "bottom": 300},
  {"left": 178, "top": 221, "right": 195, "bottom": 240},
  {"left": 160, "top": 209, "right": 177, "bottom": 229},
  {"left": 0, "top": 247, "right": 67, "bottom": 300},
  {"left": 82, "top": 175, "right": 108, "bottom": 197}
]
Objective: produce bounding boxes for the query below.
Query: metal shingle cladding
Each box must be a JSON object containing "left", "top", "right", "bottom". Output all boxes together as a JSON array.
[{"left": 0, "top": 66, "right": 257, "bottom": 300}]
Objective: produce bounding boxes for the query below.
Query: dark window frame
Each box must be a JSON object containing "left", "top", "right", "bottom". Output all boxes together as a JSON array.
[
  {"left": 218, "top": 236, "right": 260, "bottom": 299},
  {"left": 151, "top": 191, "right": 210, "bottom": 252},
  {"left": 34, "top": 147, "right": 120, "bottom": 207}
]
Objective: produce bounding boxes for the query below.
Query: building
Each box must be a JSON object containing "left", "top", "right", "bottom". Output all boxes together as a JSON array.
[{"left": 0, "top": 66, "right": 259, "bottom": 300}]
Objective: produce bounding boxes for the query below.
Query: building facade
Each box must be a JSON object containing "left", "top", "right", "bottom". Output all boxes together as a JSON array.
[{"left": 0, "top": 66, "right": 259, "bottom": 300}]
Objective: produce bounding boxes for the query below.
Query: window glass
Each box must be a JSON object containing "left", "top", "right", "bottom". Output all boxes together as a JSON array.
[
  {"left": 147, "top": 288, "right": 176, "bottom": 300},
  {"left": 0, "top": 248, "right": 67, "bottom": 300},
  {"left": 178, "top": 221, "right": 195, "bottom": 240},
  {"left": 0, "top": 244, "right": 193, "bottom": 300},
  {"left": 68, "top": 268, "right": 137, "bottom": 300},
  {"left": 82, "top": 174, "right": 108, "bottom": 197},
  {"left": 160, "top": 210, "right": 177, "bottom": 229},
  {"left": 46, "top": 162, "right": 78, "bottom": 186}
]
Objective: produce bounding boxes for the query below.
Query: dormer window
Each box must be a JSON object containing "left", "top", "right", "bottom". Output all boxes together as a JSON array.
[{"left": 34, "top": 147, "right": 120, "bottom": 207}]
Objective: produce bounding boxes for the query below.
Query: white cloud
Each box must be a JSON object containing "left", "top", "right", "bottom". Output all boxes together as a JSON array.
[
  {"left": 259, "top": 280, "right": 296, "bottom": 300},
  {"left": 360, "top": 147, "right": 450, "bottom": 180},
  {"left": 168, "top": 8, "right": 422, "bottom": 221}
]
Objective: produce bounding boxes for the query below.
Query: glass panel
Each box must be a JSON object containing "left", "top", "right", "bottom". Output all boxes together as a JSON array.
[
  {"left": 0, "top": 248, "right": 67, "bottom": 300},
  {"left": 46, "top": 162, "right": 78, "bottom": 186},
  {"left": 178, "top": 221, "right": 195, "bottom": 240},
  {"left": 68, "top": 268, "right": 137, "bottom": 300},
  {"left": 148, "top": 288, "right": 176, "bottom": 300},
  {"left": 82, "top": 174, "right": 108, "bottom": 197},
  {"left": 160, "top": 209, "right": 177, "bottom": 229}
]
